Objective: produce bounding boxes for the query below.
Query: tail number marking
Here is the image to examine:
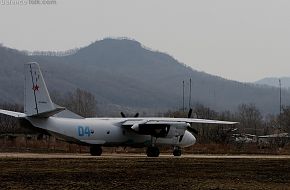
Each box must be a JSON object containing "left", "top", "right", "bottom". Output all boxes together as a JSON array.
[{"left": 77, "top": 126, "right": 92, "bottom": 137}]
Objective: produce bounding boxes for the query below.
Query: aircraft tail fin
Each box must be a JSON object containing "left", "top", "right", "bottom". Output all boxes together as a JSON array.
[{"left": 24, "top": 62, "right": 59, "bottom": 117}]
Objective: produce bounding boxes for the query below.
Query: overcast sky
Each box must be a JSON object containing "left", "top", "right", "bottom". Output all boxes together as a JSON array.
[{"left": 1, "top": 0, "right": 290, "bottom": 82}]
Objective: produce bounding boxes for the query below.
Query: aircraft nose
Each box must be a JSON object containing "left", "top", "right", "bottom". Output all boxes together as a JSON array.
[
  {"left": 190, "top": 132, "right": 196, "bottom": 145},
  {"left": 192, "top": 134, "right": 196, "bottom": 144},
  {"left": 182, "top": 130, "right": 196, "bottom": 147}
]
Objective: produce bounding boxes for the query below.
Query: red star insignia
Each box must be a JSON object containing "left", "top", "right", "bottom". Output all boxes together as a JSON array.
[{"left": 32, "top": 84, "right": 40, "bottom": 91}]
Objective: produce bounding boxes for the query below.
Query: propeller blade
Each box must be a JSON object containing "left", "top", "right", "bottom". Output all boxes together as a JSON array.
[
  {"left": 134, "top": 113, "right": 139, "bottom": 118},
  {"left": 187, "top": 126, "right": 198, "bottom": 135},
  {"left": 121, "top": 112, "right": 126, "bottom": 118},
  {"left": 187, "top": 108, "right": 193, "bottom": 118}
]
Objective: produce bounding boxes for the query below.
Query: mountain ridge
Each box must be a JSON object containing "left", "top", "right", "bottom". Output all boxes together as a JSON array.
[
  {"left": 255, "top": 77, "right": 290, "bottom": 89},
  {"left": 0, "top": 38, "right": 289, "bottom": 115}
]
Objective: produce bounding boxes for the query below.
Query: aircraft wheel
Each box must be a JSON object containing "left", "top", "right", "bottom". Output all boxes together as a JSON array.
[
  {"left": 146, "top": 147, "right": 160, "bottom": 157},
  {"left": 90, "top": 146, "right": 102, "bottom": 156},
  {"left": 173, "top": 149, "right": 182, "bottom": 156}
]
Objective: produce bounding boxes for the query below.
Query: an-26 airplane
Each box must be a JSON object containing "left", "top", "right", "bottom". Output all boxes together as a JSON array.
[{"left": 0, "top": 63, "right": 237, "bottom": 157}]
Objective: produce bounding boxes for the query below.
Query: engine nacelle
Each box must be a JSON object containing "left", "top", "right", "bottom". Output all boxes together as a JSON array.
[
  {"left": 131, "top": 122, "right": 189, "bottom": 138},
  {"left": 165, "top": 123, "right": 189, "bottom": 138}
]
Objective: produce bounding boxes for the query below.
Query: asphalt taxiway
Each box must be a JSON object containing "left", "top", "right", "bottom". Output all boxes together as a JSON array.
[{"left": 0, "top": 152, "right": 290, "bottom": 159}]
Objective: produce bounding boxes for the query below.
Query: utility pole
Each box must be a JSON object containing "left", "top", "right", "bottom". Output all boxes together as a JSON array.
[
  {"left": 279, "top": 79, "right": 282, "bottom": 129},
  {"left": 182, "top": 80, "right": 185, "bottom": 112},
  {"left": 189, "top": 78, "right": 192, "bottom": 109}
]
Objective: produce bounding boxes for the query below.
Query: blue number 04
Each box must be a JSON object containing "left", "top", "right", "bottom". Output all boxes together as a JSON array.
[{"left": 77, "top": 126, "right": 91, "bottom": 137}]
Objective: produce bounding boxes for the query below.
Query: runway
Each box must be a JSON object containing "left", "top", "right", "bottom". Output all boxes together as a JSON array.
[{"left": 1, "top": 152, "right": 290, "bottom": 159}]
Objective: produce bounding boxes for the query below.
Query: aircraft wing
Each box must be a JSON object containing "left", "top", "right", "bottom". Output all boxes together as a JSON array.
[
  {"left": 121, "top": 117, "right": 238, "bottom": 137},
  {"left": 122, "top": 118, "right": 237, "bottom": 138},
  {"left": 153, "top": 118, "right": 238, "bottom": 125},
  {"left": 122, "top": 117, "right": 238, "bottom": 126},
  {"left": 0, "top": 109, "right": 26, "bottom": 118}
]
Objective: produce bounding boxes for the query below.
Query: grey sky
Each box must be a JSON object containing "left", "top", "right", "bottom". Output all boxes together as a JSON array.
[{"left": 1, "top": 0, "right": 290, "bottom": 82}]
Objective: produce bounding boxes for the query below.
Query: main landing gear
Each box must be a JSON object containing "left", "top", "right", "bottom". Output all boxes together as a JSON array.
[
  {"left": 146, "top": 146, "right": 182, "bottom": 157},
  {"left": 173, "top": 147, "right": 182, "bottom": 156},
  {"left": 146, "top": 146, "right": 160, "bottom": 157},
  {"left": 146, "top": 136, "right": 160, "bottom": 157},
  {"left": 90, "top": 145, "right": 102, "bottom": 156}
]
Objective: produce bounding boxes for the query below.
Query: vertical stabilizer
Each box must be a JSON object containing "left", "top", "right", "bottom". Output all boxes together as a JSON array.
[{"left": 24, "top": 62, "right": 56, "bottom": 116}]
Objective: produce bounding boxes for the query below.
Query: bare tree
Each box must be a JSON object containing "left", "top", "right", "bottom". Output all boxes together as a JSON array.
[
  {"left": 193, "top": 103, "right": 218, "bottom": 120},
  {"left": 0, "top": 103, "right": 23, "bottom": 134},
  {"left": 237, "top": 104, "right": 262, "bottom": 135},
  {"left": 52, "top": 88, "right": 97, "bottom": 117},
  {"left": 279, "top": 106, "right": 290, "bottom": 133},
  {"left": 263, "top": 114, "right": 278, "bottom": 135}
]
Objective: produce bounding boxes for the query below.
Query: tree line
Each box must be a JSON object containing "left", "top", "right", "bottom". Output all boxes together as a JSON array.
[
  {"left": 165, "top": 103, "right": 290, "bottom": 144},
  {"left": 0, "top": 88, "right": 97, "bottom": 134},
  {"left": 1, "top": 88, "right": 290, "bottom": 144}
]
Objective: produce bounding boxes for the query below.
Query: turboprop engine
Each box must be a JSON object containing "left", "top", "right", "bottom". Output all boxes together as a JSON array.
[{"left": 131, "top": 122, "right": 190, "bottom": 138}]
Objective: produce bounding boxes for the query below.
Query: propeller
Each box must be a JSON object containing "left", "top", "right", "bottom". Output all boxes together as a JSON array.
[
  {"left": 187, "top": 108, "right": 198, "bottom": 135},
  {"left": 186, "top": 127, "right": 198, "bottom": 135},
  {"left": 120, "top": 112, "right": 126, "bottom": 118},
  {"left": 120, "top": 112, "right": 139, "bottom": 118},
  {"left": 187, "top": 108, "right": 193, "bottom": 118}
]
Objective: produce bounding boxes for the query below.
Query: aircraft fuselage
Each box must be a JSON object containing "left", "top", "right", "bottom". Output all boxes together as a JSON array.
[{"left": 26, "top": 117, "right": 196, "bottom": 148}]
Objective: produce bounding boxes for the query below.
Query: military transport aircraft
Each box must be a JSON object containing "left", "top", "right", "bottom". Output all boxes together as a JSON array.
[{"left": 0, "top": 62, "right": 237, "bottom": 157}]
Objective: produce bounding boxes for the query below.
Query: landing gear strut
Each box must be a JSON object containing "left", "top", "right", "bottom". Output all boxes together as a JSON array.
[
  {"left": 146, "top": 136, "right": 160, "bottom": 157},
  {"left": 173, "top": 147, "right": 182, "bottom": 156},
  {"left": 90, "top": 145, "right": 102, "bottom": 156},
  {"left": 146, "top": 146, "right": 160, "bottom": 157}
]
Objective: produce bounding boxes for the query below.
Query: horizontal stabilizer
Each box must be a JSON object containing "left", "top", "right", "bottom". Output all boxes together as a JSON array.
[
  {"left": 0, "top": 109, "right": 26, "bottom": 118},
  {"left": 53, "top": 104, "right": 84, "bottom": 119},
  {"left": 28, "top": 107, "right": 65, "bottom": 118}
]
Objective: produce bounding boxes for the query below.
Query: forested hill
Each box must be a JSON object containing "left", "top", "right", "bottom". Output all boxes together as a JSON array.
[
  {"left": 0, "top": 39, "right": 288, "bottom": 115},
  {"left": 255, "top": 77, "right": 290, "bottom": 89}
]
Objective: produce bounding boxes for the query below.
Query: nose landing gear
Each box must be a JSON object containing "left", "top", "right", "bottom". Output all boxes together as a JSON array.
[{"left": 173, "top": 147, "right": 182, "bottom": 156}]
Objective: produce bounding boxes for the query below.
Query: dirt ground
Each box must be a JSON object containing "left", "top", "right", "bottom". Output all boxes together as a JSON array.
[{"left": 0, "top": 155, "right": 290, "bottom": 190}]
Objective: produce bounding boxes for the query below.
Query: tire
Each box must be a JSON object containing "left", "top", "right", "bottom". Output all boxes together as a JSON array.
[
  {"left": 173, "top": 149, "right": 182, "bottom": 156},
  {"left": 146, "top": 147, "right": 160, "bottom": 157},
  {"left": 90, "top": 146, "right": 102, "bottom": 156}
]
